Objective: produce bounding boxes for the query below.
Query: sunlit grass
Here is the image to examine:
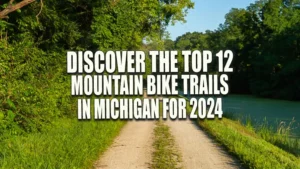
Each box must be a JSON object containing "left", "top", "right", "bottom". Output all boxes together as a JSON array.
[
  {"left": 198, "top": 118, "right": 300, "bottom": 169},
  {"left": 0, "top": 119, "right": 125, "bottom": 169},
  {"left": 254, "top": 117, "right": 300, "bottom": 156},
  {"left": 152, "top": 120, "right": 182, "bottom": 169},
  {"left": 152, "top": 101, "right": 182, "bottom": 169},
  {"left": 224, "top": 113, "right": 300, "bottom": 157}
]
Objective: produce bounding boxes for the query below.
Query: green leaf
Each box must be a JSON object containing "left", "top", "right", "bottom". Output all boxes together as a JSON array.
[
  {"left": 7, "top": 110, "right": 15, "bottom": 121},
  {"left": 7, "top": 99, "right": 16, "bottom": 110},
  {"left": 0, "top": 111, "right": 4, "bottom": 120}
]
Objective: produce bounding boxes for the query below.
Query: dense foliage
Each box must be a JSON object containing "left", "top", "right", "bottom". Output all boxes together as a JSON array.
[
  {"left": 0, "top": 0, "right": 193, "bottom": 137},
  {"left": 1, "top": 0, "right": 298, "bottom": 149},
  {"left": 171, "top": 0, "right": 300, "bottom": 100}
]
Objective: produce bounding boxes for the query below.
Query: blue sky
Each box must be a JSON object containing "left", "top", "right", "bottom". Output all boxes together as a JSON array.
[{"left": 167, "top": 0, "right": 256, "bottom": 40}]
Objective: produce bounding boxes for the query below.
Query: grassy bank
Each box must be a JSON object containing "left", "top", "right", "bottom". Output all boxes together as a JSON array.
[
  {"left": 198, "top": 118, "right": 300, "bottom": 169},
  {"left": 0, "top": 118, "right": 125, "bottom": 169},
  {"left": 245, "top": 117, "right": 299, "bottom": 157},
  {"left": 224, "top": 113, "right": 300, "bottom": 156}
]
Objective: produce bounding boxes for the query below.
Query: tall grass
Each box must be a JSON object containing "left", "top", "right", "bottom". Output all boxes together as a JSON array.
[
  {"left": 256, "top": 118, "right": 300, "bottom": 156},
  {"left": 0, "top": 119, "right": 125, "bottom": 169},
  {"left": 225, "top": 112, "right": 300, "bottom": 157},
  {"left": 198, "top": 118, "right": 300, "bottom": 169}
]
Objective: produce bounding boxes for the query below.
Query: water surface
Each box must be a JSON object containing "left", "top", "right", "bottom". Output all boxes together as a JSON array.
[
  {"left": 222, "top": 95, "right": 300, "bottom": 137},
  {"left": 182, "top": 92, "right": 300, "bottom": 137}
]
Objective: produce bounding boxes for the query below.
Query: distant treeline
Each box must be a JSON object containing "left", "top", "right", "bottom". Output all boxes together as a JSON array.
[{"left": 165, "top": 0, "right": 300, "bottom": 100}]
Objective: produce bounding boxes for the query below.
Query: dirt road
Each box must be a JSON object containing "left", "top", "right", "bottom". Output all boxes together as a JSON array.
[
  {"left": 166, "top": 119, "right": 241, "bottom": 169},
  {"left": 94, "top": 119, "right": 241, "bottom": 169},
  {"left": 94, "top": 120, "right": 155, "bottom": 169}
]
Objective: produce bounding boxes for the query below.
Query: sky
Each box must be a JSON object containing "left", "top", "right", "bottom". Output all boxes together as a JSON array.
[{"left": 167, "top": 0, "right": 256, "bottom": 40}]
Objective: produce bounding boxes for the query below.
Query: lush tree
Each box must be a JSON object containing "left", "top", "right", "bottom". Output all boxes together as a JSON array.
[
  {"left": 172, "top": 0, "right": 300, "bottom": 100},
  {"left": 164, "top": 39, "right": 175, "bottom": 50},
  {"left": 0, "top": 0, "right": 195, "bottom": 135},
  {"left": 92, "top": 0, "right": 194, "bottom": 50},
  {"left": 0, "top": 0, "right": 36, "bottom": 19}
]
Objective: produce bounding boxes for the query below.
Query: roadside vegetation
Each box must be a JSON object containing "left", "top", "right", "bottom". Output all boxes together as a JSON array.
[
  {"left": 0, "top": 0, "right": 193, "bottom": 168},
  {"left": 198, "top": 118, "right": 300, "bottom": 169},
  {"left": 226, "top": 114, "right": 300, "bottom": 157},
  {"left": 256, "top": 119, "right": 300, "bottom": 157},
  {"left": 0, "top": 119, "right": 125, "bottom": 169},
  {"left": 152, "top": 102, "right": 182, "bottom": 169},
  {"left": 183, "top": 96, "right": 300, "bottom": 168},
  {"left": 152, "top": 120, "right": 182, "bottom": 169}
]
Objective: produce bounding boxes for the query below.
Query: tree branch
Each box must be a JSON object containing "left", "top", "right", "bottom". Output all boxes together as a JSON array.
[
  {"left": 36, "top": 0, "right": 43, "bottom": 22},
  {"left": 0, "top": 0, "right": 36, "bottom": 19}
]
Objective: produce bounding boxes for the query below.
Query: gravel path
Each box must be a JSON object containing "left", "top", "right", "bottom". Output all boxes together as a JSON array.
[
  {"left": 94, "top": 116, "right": 242, "bottom": 169},
  {"left": 166, "top": 119, "right": 242, "bottom": 169},
  {"left": 94, "top": 121, "right": 155, "bottom": 169}
]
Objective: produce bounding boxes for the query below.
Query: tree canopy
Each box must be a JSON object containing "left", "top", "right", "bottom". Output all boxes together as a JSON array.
[
  {"left": 0, "top": 0, "right": 194, "bottom": 135},
  {"left": 170, "top": 0, "right": 300, "bottom": 100}
]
